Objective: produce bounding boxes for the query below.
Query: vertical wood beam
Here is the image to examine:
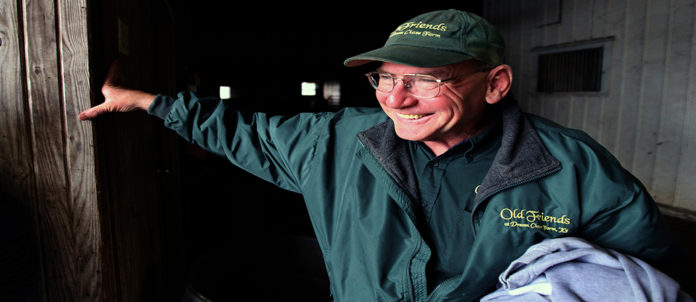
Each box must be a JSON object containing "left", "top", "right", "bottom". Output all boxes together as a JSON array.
[
  {"left": 19, "top": 0, "right": 100, "bottom": 300},
  {"left": 0, "top": 0, "right": 43, "bottom": 299},
  {"left": 57, "top": 0, "right": 102, "bottom": 300}
]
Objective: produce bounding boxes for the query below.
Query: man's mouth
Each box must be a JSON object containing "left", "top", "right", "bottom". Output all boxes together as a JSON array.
[{"left": 396, "top": 113, "right": 430, "bottom": 120}]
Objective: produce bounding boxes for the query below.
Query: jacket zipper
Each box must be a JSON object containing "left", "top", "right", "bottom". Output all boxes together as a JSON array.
[
  {"left": 357, "top": 144, "right": 430, "bottom": 302},
  {"left": 426, "top": 276, "right": 458, "bottom": 301}
]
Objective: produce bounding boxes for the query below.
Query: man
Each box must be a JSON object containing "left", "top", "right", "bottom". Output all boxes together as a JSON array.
[{"left": 80, "top": 9, "right": 685, "bottom": 301}]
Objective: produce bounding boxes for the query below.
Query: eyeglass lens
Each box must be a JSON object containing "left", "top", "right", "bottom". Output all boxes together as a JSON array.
[{"left": 368, "top": 73, "right": 440, "bottom": 98}]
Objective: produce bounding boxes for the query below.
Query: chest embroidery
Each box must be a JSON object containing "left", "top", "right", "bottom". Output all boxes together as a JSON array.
[{"left": 499, "top": 208, "right": 571, "bottom": 234}]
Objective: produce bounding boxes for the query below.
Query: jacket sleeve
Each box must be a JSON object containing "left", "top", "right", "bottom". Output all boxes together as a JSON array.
[
  {"left": 148, "top": 91, "right": 322, "bottom": 193},
  {"left": 538, "top": 123, "right": 689, "bottom": 286},
  {"left": 577, "top": 168, "right": 688, "bottom": 286}
]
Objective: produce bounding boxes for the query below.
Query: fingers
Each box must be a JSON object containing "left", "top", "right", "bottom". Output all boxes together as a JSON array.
[
  {"left": 78, "top": 84, "right": 119, "bottom": 120},
  {"left": 78, "top": 103, "right": 109, "bottom": 120}
]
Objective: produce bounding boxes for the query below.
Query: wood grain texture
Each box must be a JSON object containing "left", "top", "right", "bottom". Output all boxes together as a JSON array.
[
  {"left": 21, "top": 0, "right": 75, "bottom": 300},
  {"left": 57, "top": 0, "right": 102, "bottom": 300},
  {"left": 2, "top": 0, "right": 103, "bottom": 300},
  {"left": 3, "top": 0, "right": 191, "bottom": 300},
  {"left": 673, "top": 0, "right": 696, "bottom": 210},
  {"left": 0, "top": 0, "right": 44, "bottom": 300},
  {"left": 0, "top": 0, "right": 34, "bottom": 205}
]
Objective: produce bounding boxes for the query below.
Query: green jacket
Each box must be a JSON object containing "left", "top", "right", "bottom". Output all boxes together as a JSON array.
[{"left": 149, "top": 92, "right": 683, "bottom": 301}]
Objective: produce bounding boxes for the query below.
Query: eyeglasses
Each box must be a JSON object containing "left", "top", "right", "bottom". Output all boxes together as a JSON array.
[{"left": 365, "top": 69, "right": 488, "bottom": 98}]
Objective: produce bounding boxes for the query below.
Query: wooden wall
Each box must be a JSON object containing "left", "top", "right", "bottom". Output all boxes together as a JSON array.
[
  {"left": 484, "top": 0, "right": 696, "bottom": 213},
  {"left": 1, "top": 0, "right": 185, "bottom": 300},
  {"left": 0, "top": 0, "right": 99, "bottom": 300}
]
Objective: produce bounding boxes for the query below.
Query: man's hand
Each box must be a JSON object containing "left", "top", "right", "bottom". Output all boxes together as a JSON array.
[
  {"left": 78, "top": 61, "right": 156, "bottom": 121},
  {"left": 78, "top": 85, "right": 156, "bottom": 120}
]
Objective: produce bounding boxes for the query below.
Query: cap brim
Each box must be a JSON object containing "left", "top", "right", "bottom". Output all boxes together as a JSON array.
[{"left": 344, "top": 45, "right": 475, "bottom": 68}]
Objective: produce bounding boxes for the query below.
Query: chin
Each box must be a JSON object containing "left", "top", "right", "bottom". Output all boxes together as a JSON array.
[{"left": 394, "top": 128, "right": 429, "bottom": 142}]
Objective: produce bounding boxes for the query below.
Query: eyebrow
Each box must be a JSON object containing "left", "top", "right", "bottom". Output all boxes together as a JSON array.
[{"left": 375, "top": 68, "right": 450, "bottom": 78}]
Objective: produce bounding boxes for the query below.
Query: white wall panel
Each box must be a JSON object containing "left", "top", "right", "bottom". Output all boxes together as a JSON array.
[{"left": 484, "top": 0, "right": 696, "bottom": 211}]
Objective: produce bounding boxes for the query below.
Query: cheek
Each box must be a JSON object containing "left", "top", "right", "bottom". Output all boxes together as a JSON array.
[
  {"left": 432, "top": 94, "right": 466, "bottom": 118},
  {"left": 443, "top": 89, "right": 486, "bottom": 116},
  {"left": 376, "top": 96, "right": 390, "bottom": 114},
  {"left": 375, "top": 92, "right": 389, "bottom": 106}
]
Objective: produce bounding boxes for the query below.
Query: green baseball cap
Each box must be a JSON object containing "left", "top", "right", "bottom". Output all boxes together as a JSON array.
[{"left": 344, "top": 9, "right": 505, "bottom": 67}]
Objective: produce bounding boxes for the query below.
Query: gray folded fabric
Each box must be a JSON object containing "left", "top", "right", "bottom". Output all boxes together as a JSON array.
[{"left": 480, "top": 237, "right": 694, "bottom": 302}]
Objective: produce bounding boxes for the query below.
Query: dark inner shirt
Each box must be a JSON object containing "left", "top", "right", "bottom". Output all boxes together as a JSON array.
[{"left": 408, "top": 118, "right": 502, "bottom": 291}]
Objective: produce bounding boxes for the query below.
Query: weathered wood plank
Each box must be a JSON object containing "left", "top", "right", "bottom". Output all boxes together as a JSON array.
[
  {"left": 544, "top": 0, "right": 563, "bottom": 46},
  {"left": 502, "top": 0, "right": 522, "bottom": 101},
  {"left": 568, "top": 96, "right": 584, "bottom": 129},
  {"left": 614, "top": 0, "right": 647, "bottom": 170},
  {"left": 515, "top": 0, "right": 537, "bottom": 110},
  {"left": 631, "top": 0, "right": 670, "bottom": 189},
  {"left": 0, "top": 0, "right": 43, "bottom": 300},
  {"left": 671, "top": 0, "right": 696, "bottom": 210},
  {"left": 583, "top": 96, "right": 603, "bottom": 141},
  {"left": 22, "top": 0, "right": 102, "bottom": 300},
  {"left": 527, "top": 2, "right": 545, "bottom": 114},
  {"left": 555, "top": 95, "right": 572, "bottom": 126},
  {"left": 21, "top": 0, "right": 75, "bottom": 300},
  {"left": 0, "top": 0, "right": 34, "bottom": 208},
  {"left": 588, "top": 0, "right": 610, "bottom": 148},
  {"left": 650, "top": 0, "right": 691, "bottom": 205},
  {"left": 572, "top": 0, "right": 592, "bottom": 42},
  {"left": 602, "top": 0, "right": 627, "bottom": 157},
  {"left": 57, "top": 0, "right": 102, "bottom": 300},
  {"left": 590, "top": 0, "right": 608, "bottom": 38}
]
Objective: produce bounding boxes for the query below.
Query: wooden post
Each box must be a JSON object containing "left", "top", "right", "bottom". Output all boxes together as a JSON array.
[{"left": 1, "top": 0, "right": 100, "bottom": 300}]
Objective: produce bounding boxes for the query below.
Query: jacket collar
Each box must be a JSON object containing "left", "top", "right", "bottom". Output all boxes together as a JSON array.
[
  {"left": 473, "top": 98, "right": 561, "bottom": 204},
  {"left": 357, "top": 97, "right": 561, "bottom": 205},
  {"left": 357, "top": 119, "right": 420, "bottom": 203}
]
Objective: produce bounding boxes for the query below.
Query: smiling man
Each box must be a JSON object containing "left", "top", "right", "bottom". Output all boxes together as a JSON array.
[{"left": 80, "top": 9, "right": 687, "bottom": 301}]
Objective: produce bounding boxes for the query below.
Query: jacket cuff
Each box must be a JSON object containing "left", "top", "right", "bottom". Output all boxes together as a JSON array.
[{"left": 147, "top": 94, "right": 176, "bottom": 120}]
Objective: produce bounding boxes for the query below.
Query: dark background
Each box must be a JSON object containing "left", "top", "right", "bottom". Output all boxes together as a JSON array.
[{"left": 174, "top": 3, "right": 483, "bottom": 109}]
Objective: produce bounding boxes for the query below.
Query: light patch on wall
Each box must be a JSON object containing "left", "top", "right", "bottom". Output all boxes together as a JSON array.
[
  {"left": 323, "top": 81, "right": 341, "bottom": 107},
  {"left": 219, "top": 86, "right": 231, "bottom": 99},
  {"left": 301, "top": 82, "right": 317, "bottom": 96}
]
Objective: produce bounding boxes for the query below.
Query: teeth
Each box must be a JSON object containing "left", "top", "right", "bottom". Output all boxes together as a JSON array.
[{"left": 397, "top": 113, "right": 425, "bottom": 120}]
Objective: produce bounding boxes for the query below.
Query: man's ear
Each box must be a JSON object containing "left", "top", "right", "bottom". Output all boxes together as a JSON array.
[{"left": 485, "top": 64, "right": 513, "bottom": 104}]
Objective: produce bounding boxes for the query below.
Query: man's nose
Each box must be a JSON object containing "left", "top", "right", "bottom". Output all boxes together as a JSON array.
[{"left": 385, "top": 81, "right": 417, "bottom": 108}]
